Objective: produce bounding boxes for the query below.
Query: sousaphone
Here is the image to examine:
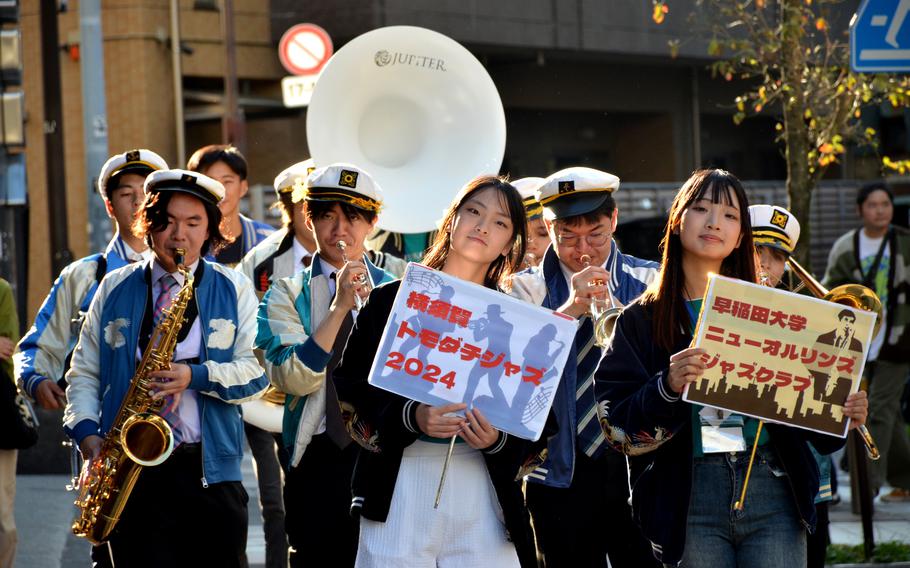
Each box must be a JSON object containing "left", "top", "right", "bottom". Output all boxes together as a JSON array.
[{"left": 307, "top": 26, "right": 507, "bottom": 234}]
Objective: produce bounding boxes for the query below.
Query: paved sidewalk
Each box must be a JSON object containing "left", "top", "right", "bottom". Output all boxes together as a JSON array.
[
  {"left": 14, "top": 451, "right": 266, "bottom": 568},
  {"left": 829, "top": 467, "right": 910, "bottom": 547},
  {"left": 12, "top": 450, "right": 910, "bottom": 566}
]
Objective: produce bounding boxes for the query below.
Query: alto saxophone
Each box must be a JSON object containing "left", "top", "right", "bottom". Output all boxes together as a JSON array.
[{"left": 72, "top": 249, "right": 194, "bottom": 544}]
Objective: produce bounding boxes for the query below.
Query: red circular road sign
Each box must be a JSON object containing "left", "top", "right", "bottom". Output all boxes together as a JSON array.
[{"left": 278, "top": 24, "right": 333, "bottom": 76}]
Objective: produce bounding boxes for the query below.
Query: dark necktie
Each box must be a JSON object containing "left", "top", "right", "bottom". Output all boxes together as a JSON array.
[{"left": 325, "top": 273, "right": 353, "bottom": 449}]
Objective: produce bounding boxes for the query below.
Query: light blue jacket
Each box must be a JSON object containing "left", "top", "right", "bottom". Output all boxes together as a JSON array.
[
  {"left": 15, "top": 236, "right": 146, "bottom": 399},
  {"left": 256, "top": 254, "right": 394, "bottom": 466},
  {"left": 63, "top": 259, "right": 269, "bottom": 485}
]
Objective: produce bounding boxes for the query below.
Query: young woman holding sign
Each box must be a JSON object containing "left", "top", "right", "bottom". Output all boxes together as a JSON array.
[
  {"left": 334, "top": 175, "right": 544, "bottom": 568},
  {"left": 592, "top": 169, "right": 869, "bottom": 568}
]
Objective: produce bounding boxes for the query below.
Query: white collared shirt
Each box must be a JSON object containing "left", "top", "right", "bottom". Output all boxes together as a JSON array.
[
  {"left": 293, "top": 236, "right": 315, "bottom": 272},
  {"left": 106, "top": 235, "right": 152, "bottom": 264}
]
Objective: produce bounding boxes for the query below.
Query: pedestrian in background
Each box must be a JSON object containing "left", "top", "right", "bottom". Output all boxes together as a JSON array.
[
  {"left": 823, "top": 183, "right": 910, "bottom": 502},
  {"left": 0, "top": 277, "right": 21, "bottom": 568}
]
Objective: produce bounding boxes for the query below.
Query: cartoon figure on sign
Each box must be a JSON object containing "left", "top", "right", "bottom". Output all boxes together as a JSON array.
[
  {"left": 510, "top": 323, "right": 565, "bottom": 439},
  {"left": 810, "top": 308, "right": 864, "bottom": 405},
  {"left": 463, "top": 304, "right": 513, "bottom": 413}
]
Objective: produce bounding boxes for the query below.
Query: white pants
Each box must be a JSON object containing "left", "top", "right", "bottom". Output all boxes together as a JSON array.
[{"left": 356, "top": 440, "right": 519, "bottom": 568}]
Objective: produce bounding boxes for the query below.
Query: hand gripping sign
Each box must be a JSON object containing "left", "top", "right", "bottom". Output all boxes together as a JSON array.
[
  {"left": 368, "top": 263, "right": 578, "bottom": 441},
  {"left": 684, "top": 274, "right": 876, "bottom": 437}
]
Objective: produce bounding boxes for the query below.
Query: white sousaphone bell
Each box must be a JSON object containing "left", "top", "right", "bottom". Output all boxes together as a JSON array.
[
  {"left": 306, "top": 25, "right": 507, "bottom": 234},
  {"left": 243, "top": 26, "right": 508, "bottom": 434}
]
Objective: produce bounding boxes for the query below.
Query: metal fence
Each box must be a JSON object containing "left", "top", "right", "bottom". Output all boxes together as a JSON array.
[{"left": 615, "top": 180, "right": 865, "bottom": 276}]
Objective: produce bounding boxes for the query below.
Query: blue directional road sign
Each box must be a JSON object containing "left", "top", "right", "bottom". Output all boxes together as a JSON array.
[{"left": 851, "top": 0, "right": 910, "bottom": 72}]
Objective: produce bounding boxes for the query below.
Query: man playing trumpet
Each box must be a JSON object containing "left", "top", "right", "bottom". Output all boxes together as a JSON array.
[
  {"left": 63, "top": 169, "right": 269, "bottom": 566},
  {"left": 509, "top": 167, "right": 659, "bottom": 568},
  {"left": 255, "top": 163, "right": 395, "bottom": 567}
]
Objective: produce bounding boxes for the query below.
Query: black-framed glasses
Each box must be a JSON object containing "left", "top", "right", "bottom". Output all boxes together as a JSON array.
[{"left": 556, "top": 232, "right": 610, "bottom": 248}]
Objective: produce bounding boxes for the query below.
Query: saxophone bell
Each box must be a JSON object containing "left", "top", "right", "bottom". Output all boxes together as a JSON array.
[{"left": 120, "top": 412, "right": 174, "bottom": 467}]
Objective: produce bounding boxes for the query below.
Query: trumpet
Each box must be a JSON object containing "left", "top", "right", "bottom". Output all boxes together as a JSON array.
[
  {"left": 336, "top": 240, "right": 371, "bottom": 310},
  {"left": 580, "top": 254, "right": 622, "bottom": 346}
]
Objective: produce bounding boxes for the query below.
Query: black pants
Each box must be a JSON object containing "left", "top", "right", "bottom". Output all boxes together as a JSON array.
[
  {"left": 526, "top": 451, "right": 659, "bottom": 568},
  {"left": 285, "top": 434, "right": 359, "bottom": 568},
  {"left": 807, "top": 502, "right": 830, "bottom": 568},
  {"left": 245, "top": 422, "right": 289, "bottom": 568},
  {"left": 91, "top": 444, "right": 249, "bottom": 568}
]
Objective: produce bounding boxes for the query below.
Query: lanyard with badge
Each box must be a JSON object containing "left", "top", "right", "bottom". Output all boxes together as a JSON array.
[{"left": 685, "top": 300, "right": 748, "bottom": 454}]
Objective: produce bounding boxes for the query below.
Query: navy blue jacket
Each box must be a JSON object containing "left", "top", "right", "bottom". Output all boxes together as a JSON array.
[
  {"left": 594, "top": 299, "right": 846, "bottom": 565},
  {"left": 509, "top": 243, "right": 658, "bottom": 487}
]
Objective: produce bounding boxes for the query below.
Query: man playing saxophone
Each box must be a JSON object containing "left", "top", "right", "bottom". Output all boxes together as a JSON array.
[{"left": 63, "top": 169, "right": 269, "bottom": 567}]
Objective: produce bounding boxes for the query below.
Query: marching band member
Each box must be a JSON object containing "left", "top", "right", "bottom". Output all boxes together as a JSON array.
[
  {"left": 508, "top": 167, "right": 659, "bottom": 567},
  {"left": 238, "top": 159, "right": 318, "bottom": 568},
  {"left": 241, "top": 160, "right": 318, "bottom": 295},
  {"left": 15, "top": 149, "right": 168, "bottom": 410},
  {"left": 187, "top": 144, "right": 273, "bottom": 266},
  {"left": 750, "top": 204, "right": 801, "bottom": 289},
  {"left": 511, "top": 177, "right": 550, "bottom": 269},
  {"left": 594, "top": 170, "right": 868, "bottom": 568},
  {"left": 750, "top": 204, "right": 832, "bottom": 568},
  {"left": 255, "top": 164, "right": 395, "bottom": 567},
  {"left": 63, "top": 169, "right": 269, "bottom": 567},
  {"left": 333, "top": 176, "right": 543, "bottom": 568}
]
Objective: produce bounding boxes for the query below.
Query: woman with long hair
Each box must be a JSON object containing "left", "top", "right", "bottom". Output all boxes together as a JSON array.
[
  {"left": 334, "top": 175, "right": 543, "bottom": 567},
  {"left": 593, "top": 169, "right": 868, "bottom": 567}
]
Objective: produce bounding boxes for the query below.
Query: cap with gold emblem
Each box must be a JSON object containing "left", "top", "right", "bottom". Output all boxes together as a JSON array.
[
  {"left": 97, "top": 149, "right": 169, "bottom": 200},
  {"left": 536, "top": 167, "right": 620, "bottom": 221},
  {"left": 299, "top": 163, "right": 383, "bottom": 213},
  {"left": 144, "top": 169, "right": 225, "bottom": 205},
  {"left": 274, "top": 158, "right": 316, "bottom": 199},
  {"left": 512, "top": 177, "right": 545, "bottom": 220},
  {"left": 749, "top": 204, "right": 800, "bottom": 256}
]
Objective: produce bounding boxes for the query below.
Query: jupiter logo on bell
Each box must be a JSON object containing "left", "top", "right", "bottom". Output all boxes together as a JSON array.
[{"left": 374, "top": 50, "right": 447, "bottom": 71}]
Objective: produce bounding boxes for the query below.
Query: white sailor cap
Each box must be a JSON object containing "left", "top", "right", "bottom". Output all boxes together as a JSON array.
[
  {"left": 299, "top": 163, "right": 383, "bottom": 213},
  {"left": 144, "top": 169, "right": 225, "bottom": 205},
  {"left": 749, "top": 204, "right": 800, "bottom": 256},
  {"left": 536, "top": 167, "right": 620, "bottom": 220},
  {"left": 97, "top": 149, "right": 168, "bottom": 200},
  {"left": 511, "top": 177, "right": 545, "bottom": 219},
  {"left": 274, "top": 159, "right": 316, "bottom": 198}
]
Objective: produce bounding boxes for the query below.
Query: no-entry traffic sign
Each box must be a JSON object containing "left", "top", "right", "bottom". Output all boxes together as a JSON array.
[{"left": 278, "top": 24, "right": 333, "bottom": 76}]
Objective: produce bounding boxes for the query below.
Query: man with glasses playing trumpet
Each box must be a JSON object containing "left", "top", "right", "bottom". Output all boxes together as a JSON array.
[
  {"left": 255, "top": 163, "right": 396, "bottom": 567},
  {"left": 509, "top": 167, "right": 659, "bottom": 568}
]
